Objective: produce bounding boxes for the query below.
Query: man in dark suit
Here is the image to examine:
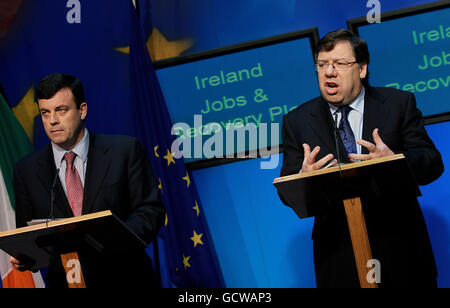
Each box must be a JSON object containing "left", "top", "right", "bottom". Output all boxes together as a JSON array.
[
  {"left": 279, "top": 29, "right": 444, "bottom": 288},
  {"left": 10, "top": 73, "right": 166, "bottom": 287}
]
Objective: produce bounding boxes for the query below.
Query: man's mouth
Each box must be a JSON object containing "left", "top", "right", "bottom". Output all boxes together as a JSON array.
[{"left": 325, "top": 81, "right": 339, "bottom": 95}]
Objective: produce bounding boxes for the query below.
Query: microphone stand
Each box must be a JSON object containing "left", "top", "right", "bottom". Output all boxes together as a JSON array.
[
  {"left": 46, "top": 168, "right": 60, "bottom": 227},
  {"left": 334, "top": 112, "right": 343, "bottom": 170}
]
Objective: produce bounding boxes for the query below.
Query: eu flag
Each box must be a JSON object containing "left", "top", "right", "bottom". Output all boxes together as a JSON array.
[
  {"left": 137, "top": 0, "right": 219, "bottom": 60},
  {"left": 129, "top": 4, "right": 224, "bottom": 287}
]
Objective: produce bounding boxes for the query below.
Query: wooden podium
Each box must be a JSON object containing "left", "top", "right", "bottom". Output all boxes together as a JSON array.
[
  {"left": 273, "top": 154, "right": 420, "bottom": 288},
  {"left": 0, "top": 211, "right": 146, "bottom": 288}
]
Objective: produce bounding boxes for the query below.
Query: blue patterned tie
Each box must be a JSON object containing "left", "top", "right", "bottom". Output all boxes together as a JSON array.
[{"left": 338, "top": 106, "right": 357, "bottom": 155}]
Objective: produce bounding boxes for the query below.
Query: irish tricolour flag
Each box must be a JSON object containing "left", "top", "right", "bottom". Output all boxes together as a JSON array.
[{"left": 0, "top": 94, "right": 44, "bottom": 288}]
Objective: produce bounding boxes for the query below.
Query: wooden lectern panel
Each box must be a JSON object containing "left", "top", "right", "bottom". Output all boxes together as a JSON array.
[
  {"left": 343, "top": 197, "right": 377, "bottom": 288},
  {"left": 60, "top": 252, "right": 86, "bottom": 288}
]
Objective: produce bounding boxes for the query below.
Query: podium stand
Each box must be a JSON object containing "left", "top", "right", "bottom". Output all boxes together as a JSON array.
[
  {"left": 273, "top": 154, "right": 420, "bottom": 288},
  {"left": 0, "top": 210, "right": 146, "bottom": 288}
]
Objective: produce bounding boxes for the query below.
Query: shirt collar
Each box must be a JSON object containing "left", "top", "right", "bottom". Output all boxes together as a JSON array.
[
  {"left": 328, "top": 86, "right": 365, "bottom": 115},
  {"left": 52, "top": 128, "right": 90, "bottom": 168}
]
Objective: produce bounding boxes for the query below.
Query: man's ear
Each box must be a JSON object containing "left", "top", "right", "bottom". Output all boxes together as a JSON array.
[
  {"left": 359, "top": 62, "right": 368, "bottom": 79},
  {"left": 80, "top": 102, "right": 88, "bottom": 121}
]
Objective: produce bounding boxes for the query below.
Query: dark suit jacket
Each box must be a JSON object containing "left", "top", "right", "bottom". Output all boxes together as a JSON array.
[
  {"left": 280, "top": 87, "right": 444, "bottom": 288},
  {"left": 14, "top": 132, "right": 166, "bottom": 288}
]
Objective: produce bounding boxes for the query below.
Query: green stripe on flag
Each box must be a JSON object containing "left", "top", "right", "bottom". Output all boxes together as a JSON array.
[{"left": 0, "top": 94, "right": 34, "bottom": 210}]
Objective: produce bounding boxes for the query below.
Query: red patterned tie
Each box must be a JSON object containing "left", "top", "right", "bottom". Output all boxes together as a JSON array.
[{"left": 64, "top": 151, "right": 83, "bottom": 216}]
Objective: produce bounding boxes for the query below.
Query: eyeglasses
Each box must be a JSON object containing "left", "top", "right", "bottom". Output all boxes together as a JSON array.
[{"left": 315, "top": 61, "right": 358, "bottom": 72}]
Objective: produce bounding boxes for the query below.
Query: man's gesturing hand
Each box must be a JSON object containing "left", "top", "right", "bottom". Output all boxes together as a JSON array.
[
  {"left": 348, "top": 128, "right": 394, "bottom": 161},
  {"left": 301, "top": 143, "right": 335, "bottom": 173}
]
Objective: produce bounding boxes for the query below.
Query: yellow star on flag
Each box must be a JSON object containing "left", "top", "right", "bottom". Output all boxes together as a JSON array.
[
  {"left": 12, "top": 86, "right": 39, "bottom": 142},
  {"left": 114, "top": 27, "right": 193, "bottom": 62},
  {"left": 163, "top": 149, "right": 176, "bottom": 166},
  {"left": 182, "top": 254, "right": 191, "bottom": 270},
  {"left": 193, "top": 201, "right": 200, "bottom": 217},
  {"left": 190, "top": 230, "right": 204, "bottom": 248},
  {"left": 182, "top": 172, "right": 191, "bottom": 188},
  {"left": 154, "top": 145, "right": 160, "bottom": 158},
  {"left": 164, "top": 214, "right": 168, "bottom": 227},
  {"left": 158, "top": 178, "right": 163, "bottom": 193}
]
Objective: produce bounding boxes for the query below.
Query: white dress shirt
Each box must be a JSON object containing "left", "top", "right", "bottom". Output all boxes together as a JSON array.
[
  {"left": 328, "top": 87, "right": 365, "bottom": 154},
  {"left": 52, "top": 129, "right": 89, "bottom": 197}
]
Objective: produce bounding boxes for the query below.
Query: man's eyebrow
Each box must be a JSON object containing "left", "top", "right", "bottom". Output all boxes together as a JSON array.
[
  {"left": 39, "top": 105, "right": 70, "bottom": 112},
  {"left": 317, "top": 57, "right": 351, "bottom": 62}
]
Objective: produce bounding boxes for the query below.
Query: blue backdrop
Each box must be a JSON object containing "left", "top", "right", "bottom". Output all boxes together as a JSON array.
[{"left": 0, "top": 0, "right": 448, "bottom": 288}]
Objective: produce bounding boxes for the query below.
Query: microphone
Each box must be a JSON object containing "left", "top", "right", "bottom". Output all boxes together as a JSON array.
[
  {"left": 334, "top": 112, "right": 342, "bottom": 168},
  {"left": 46, "top": 168, "right": 60, "bottom": 225}
]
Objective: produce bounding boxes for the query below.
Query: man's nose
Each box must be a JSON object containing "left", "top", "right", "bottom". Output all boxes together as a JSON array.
[
  {"left": 50, "top": 113, "right": 59, "bottom": 125},
  {"left": 325, "top": 64, "right": 337, "bottom": 76}
]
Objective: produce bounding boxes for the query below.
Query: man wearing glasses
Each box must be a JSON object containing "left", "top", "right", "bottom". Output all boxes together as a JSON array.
[{"left": 279, "top": 29, "right": 443, "bottom": 288}]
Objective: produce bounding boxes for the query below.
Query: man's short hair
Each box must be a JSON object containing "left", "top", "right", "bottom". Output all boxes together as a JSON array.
[
  {"left": 36, "top": 73, "right": 85, "bottom": 108},
  {"left": 315, "top": 29, "right": 370, "bottom": 88}
]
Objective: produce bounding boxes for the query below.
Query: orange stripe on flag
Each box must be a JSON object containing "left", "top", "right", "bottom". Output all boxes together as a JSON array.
[{"left": 2, "top": 269, "right": 36, "bottom": 288}]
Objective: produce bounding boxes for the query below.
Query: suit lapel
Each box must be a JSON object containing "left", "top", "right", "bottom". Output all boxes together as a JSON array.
[
  {"left": 362, "top": 88, "right": 387, "bottom": 154},
  {"left": 82, "top": 133, "right": 111, "bottom": 214},
  {"left": 35, "top": 145, "right": 56, "bottom": 193},
  {"left": 36, "top": 145, "right": 73, "bottom": 217},
  {"left": 308, "top": 97, "right": 349, "bottom": 162}
]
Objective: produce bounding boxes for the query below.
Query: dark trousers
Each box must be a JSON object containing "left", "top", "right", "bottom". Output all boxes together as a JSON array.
[{"left": 313, "top": 236, "right": 438, "bottom": 288}]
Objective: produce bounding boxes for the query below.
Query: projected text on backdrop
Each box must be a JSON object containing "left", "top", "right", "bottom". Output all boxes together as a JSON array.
[
  {"left": 357, "top": 6, "right": 449, "bottom": 118},
  {"left": 155, "top": 34, "right": 319, "bottom": 163}
]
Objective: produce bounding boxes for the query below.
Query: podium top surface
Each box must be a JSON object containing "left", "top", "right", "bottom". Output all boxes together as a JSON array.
[
  {"left": 273, "top": 154, "right": 406, "bottom": 184},
  {"left": 273, "top": 154, "right": 421, "bottom": 219},
  {"left": 0, "top": 210, "right": 113, "bottom": 238},
  {"left": 0, "top": 210, "right": 146, "bottom": 269}
]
